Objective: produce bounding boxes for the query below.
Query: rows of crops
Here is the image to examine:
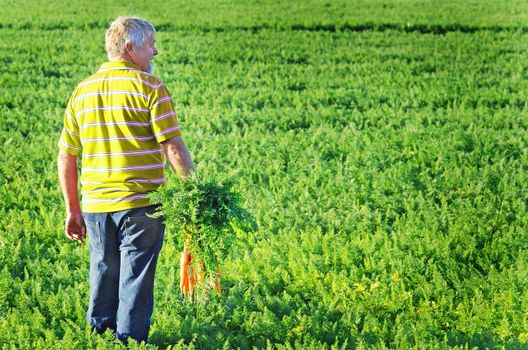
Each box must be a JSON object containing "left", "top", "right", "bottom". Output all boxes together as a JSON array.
[{"left": 1, "top": 1, "right": 528, "bottom": 349}]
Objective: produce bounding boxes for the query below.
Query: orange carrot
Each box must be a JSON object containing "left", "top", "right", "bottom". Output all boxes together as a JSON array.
[
  {"left": 179, "top": 250, "right": 222, "bottom": 297},
  {"left": 213, "top": 265, "right": 222, "bottom": 293},
  {"left": 180, "top": 251, "right": 192, "bottom": 295}
]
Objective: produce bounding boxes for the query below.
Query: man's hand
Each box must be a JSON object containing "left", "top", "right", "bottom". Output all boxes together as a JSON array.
[
  {"left": 58, "top": 150, "right": 85, "bottom": 243},
  {"left": 65, "top": 210, "right": 86, "bottom": 243}
]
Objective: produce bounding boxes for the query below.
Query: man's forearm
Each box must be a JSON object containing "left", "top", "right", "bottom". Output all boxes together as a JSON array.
[
  {"left": 57, "top": 151, "right": 81, "bottom": 213},
  {"left": 162, "top": 136, "right": 195, "bottom": 178}
]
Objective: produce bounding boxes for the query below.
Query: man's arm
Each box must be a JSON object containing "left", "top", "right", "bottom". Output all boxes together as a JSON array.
[
  {"left": 162, "top": 135, "right": 195, "bottom": 179},
  {"left": 57, "top": 150, "right": 86, "bottom": 243}
]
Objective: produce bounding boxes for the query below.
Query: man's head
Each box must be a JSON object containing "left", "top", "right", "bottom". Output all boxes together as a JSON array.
[{"left": 105, "top": 16, "right": 158, "bottom": 73}]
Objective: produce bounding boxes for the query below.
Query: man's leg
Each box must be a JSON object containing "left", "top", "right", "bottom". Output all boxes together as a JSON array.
[
  {"left": 114, "top": 206, "right": 164, "bottom": 344},
  {"left": 84, "top": 212, "right": 120, "bottom": 334}
]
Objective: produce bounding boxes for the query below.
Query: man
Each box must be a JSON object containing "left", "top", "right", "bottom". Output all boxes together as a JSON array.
[{"left": 57, "top": 16, "right": 194, "bottom": 344}]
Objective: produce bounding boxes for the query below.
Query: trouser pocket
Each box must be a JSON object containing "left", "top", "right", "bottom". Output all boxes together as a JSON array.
[
  {"left": 84, "top": 217, "right": 103, "bottom": 251},
  {"left": 122, "top": 215, "right": 164, "bottom": 250}
]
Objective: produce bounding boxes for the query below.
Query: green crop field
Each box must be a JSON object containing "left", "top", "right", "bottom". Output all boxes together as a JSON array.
[{"left": 1, "top": 1, "right": 528, "bottom": 349}]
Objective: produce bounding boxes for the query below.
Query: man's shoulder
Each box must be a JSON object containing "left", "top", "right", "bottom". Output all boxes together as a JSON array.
[
  {"left": 70, "top": 69, "right": 166, "bottom": 99},
  {"left": 85, "top": 68, "right": 164, "bottom": 89},
  {"left": 135, "top": 71, "right": 165, "bottom": 87},
  {"left": 77, "top": 72, "right": 101, "bottom": 86},
  {"left": 71, "top": 70, "right": 106, "bottom": 92},
  {"left": 67, "top": 72, "right": 99, "bottom": 100}
]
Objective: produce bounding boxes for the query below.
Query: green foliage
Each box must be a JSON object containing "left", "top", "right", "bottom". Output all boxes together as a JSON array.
[{"left": 2, "top": 0, "right": 528, "bottom": 349}]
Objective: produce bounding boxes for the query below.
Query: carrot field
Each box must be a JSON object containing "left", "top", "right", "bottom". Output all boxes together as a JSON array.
[{"left": 1, "top": 1, "right": 528, "bottom": 349}]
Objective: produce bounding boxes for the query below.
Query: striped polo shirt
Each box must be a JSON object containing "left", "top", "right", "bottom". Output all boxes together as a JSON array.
[{"left": 58, "top": 61, "right": 181, "bottom": 213}]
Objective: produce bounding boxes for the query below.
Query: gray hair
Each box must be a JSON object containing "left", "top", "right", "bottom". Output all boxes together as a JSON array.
[{"left": 105, "top": 16, "right": 156, "bottom": 60}]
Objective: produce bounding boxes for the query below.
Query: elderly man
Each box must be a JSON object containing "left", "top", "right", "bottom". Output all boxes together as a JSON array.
[{"left": 57, "top": 16, "right": 194, "bottom": 344}]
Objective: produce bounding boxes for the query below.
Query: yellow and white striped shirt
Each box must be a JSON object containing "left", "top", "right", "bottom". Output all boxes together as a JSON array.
[{"left": 58, "top": 61, "right": 181, "bottom": 213}]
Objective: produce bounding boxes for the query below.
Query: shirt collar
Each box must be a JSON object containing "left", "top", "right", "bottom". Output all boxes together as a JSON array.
[{"left": 99, "top": 60, "right": 143, "bottom": 71}]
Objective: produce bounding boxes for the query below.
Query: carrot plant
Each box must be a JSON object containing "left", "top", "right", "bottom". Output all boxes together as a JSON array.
[{"left": 148, "top": 174, "right": 252, "bottom": 300}]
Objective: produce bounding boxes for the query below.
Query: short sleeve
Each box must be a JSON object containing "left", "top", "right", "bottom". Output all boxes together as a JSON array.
[
  {"left": 58, "top": 96, "right": 82, "bottom": 156},
  {"left": 149, "top": 83, "right": 181, "bottom": 143}
]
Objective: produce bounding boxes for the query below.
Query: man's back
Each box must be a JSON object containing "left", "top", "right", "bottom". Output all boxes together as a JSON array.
[{"left": 59, "top": 61, "right": 181, "bottom": 213}]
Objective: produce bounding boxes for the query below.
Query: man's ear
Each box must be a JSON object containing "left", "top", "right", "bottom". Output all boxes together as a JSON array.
[{"left": 125, "top": 41, "right": 135, "bottom": 55}]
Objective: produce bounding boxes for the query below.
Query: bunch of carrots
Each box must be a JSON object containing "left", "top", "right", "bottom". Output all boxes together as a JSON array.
[{"left": 148, "top": 175, "right": 252, "bottom": 301}]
